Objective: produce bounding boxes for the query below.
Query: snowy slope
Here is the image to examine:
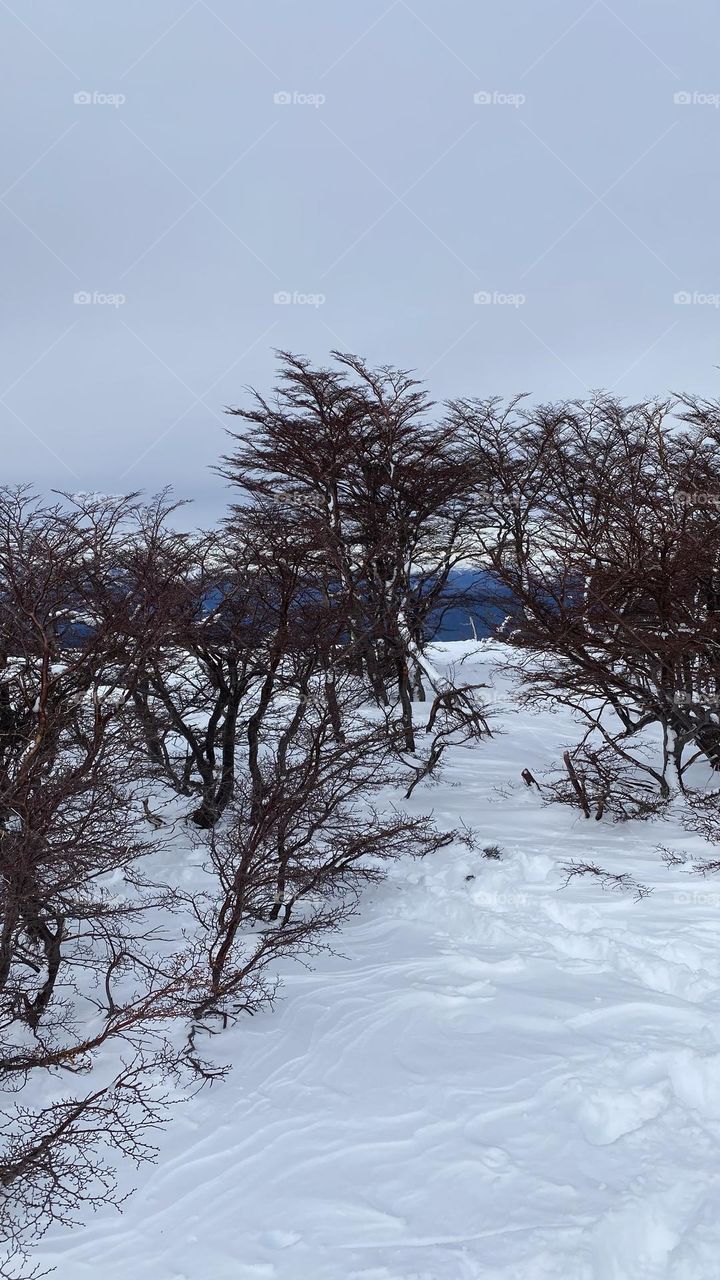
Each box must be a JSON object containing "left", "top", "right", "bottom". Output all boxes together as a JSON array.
[{"left": 38, "top": 643, "right": 720, "bottom": 1280}]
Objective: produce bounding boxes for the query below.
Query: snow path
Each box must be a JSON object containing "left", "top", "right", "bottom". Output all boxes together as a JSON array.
[{"left": 39, "top": 644, "right": 720, "bottom": 1280}]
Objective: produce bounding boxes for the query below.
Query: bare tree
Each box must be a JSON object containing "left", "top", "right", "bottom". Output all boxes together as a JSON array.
[
  {"left": 451, "top": 394, "right": 720, "bottom": 797},
  {"left": 220, "top": 351, "right": 481, "bottom": 747},
  {"left": 193, "top": 664, "right": 455, "bottom": 1031},
  {"left": 0, "top": 490, "right": 210, "bottom": 1276}
]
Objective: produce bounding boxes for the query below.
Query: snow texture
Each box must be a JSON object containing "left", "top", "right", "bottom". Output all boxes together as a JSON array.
[{"left": 37, "top": 642, "right": 720, "bottom": 1280}]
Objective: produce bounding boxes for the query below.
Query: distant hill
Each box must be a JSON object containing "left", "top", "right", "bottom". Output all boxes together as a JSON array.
[{"left": 429, "top": 568, "right": 517, "bottom": 641}]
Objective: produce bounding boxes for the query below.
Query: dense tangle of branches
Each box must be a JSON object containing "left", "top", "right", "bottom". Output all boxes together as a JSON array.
[{"left": 5, "top": 350, "right": 720, "bottom": 1274}]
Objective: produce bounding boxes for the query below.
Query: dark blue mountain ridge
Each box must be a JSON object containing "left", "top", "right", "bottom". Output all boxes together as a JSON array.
[{"left": 50, "top": 568, "right": 521, "bottom": 649}]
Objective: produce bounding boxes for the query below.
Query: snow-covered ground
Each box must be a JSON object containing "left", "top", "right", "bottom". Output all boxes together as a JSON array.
[{"left": 38, "top": 643, "right": 720, "bottom": 1280}]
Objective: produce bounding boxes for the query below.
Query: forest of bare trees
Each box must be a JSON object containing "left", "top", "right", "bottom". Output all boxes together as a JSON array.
[{"left": 3, "top": 352, "right": 720, "bottom": 1275}]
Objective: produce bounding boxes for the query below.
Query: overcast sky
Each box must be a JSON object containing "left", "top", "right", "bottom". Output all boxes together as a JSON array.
[{"left": 2, "top": 0, "right": 718, "bottom": 524}]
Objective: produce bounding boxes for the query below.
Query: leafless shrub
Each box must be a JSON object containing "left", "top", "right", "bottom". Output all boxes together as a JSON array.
[
  {"left": 538, "top": 743, "right": 670, "bottom": 822},
  {"left": 0, "top": 490, "right": 213, "bottom": 1273},
  {"left": 482, "top": 844, "right": 503, "bottom": 860},
  {"left": 401, "top": 674, "right": 491, "bottom": 797},
  {"left": 658, "top": 844, "right": 687, "bottom": 869},
  {"left": 678, "top": 791, "right": 720, "bottom": 843},
  {"left": 560, "top": 861, "right": 652, "bottom": 900},
  {"left": 0, "top": 1059, "right": 180, "bottom": 1276},
  {"left": 453, "top": 393, "right": 720, "bottom": 786},
  {"left": 193, "top": 679, "right": 455, "bottom": 1030},
  {"left": 220, "top": 351, "right": 482, "bottom": 746}
]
